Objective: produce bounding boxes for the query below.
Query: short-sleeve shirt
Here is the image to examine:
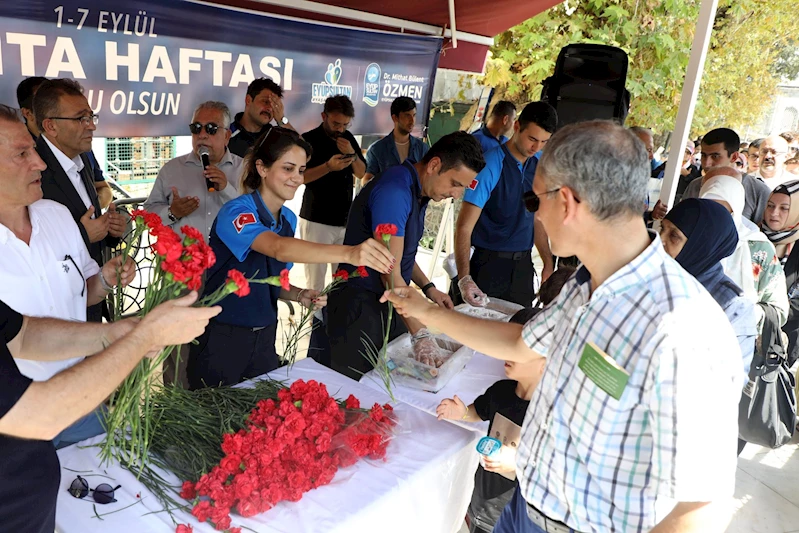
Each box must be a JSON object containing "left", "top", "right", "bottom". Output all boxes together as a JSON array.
[
  {"left": 341, "top": 161, "right": 429, "bottom": 294},
  {"left": 300, "top": 125, "right": 365, "bottom": 227},
  {"left": 205, "top": 192, "right": 296, "bottom": 328},
  {"left": 472, "top": 124, "right": 508, "bottom": 154},
  {"left": 463, "top": 144, "right": 538, "bottom": 252},
  {"left": 0, "top": 300, "right": 60, "bottom": 533},
  {"left": 0, "top": 200, "right": 100, "bottom": 381},
  {"left": 516, "top": 234, "right": 742, "bottom": 532},
  {"left": 470, "top": 379, "right": 530, "bottom": 530},
  {"left": 364, "top": 132, "right": 429, "bottom": 176}
]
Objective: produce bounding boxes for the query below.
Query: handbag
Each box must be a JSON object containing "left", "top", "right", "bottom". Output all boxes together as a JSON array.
[{"left": 738, "top": 304, "right": 797, "bottom": 448}]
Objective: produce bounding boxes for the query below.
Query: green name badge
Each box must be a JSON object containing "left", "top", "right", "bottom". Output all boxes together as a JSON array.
[{"left": 578, "top": 342, "right": 630, "bottom": 400}]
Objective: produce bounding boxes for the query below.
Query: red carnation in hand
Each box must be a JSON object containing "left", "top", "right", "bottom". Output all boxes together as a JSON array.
[
  {"left": 226, "top": 269, "right": 251, "bottom": 297},
  {"left": 181, "top": 225, "right": 205, "bottom": 244},
  {"left": 280, "top": 268, "right": 290, "bottom": 291},
  {"left": 333, "top": 269, "right": 349, "bottom": 282},
  {"left": 375, "top": 223, "right": 398, "bottom": 237},
  {"left": 355, "top": 266, "right": 369, "bottom": 278}
]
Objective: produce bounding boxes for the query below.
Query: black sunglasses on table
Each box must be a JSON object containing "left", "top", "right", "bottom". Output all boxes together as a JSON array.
[{"left": 68, "top": 475, "right": 121, "bottom": 504}]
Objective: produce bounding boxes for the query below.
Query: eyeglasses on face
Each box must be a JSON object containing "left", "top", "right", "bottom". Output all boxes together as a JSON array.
[
  {"left": 48, "top": 114, "right": 99, "bottom": 127},
  {"left": 68, "top": 476, "right": 121, "bottom": 504},
  {"left": 189, "top": 122, "right": 220, "bottom": 136},
  {"left": 523, "top": 187, "right": 581, "bottom": 212}
]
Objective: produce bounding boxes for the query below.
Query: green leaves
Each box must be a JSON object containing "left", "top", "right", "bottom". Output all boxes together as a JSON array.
[{"left": 484, "top": 0, "right": 797, "bottom": 136}]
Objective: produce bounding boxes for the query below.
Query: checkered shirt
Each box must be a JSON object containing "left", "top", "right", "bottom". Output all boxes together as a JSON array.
[{"left": 517, "top": 235, "right": 742, "bottom": 532}]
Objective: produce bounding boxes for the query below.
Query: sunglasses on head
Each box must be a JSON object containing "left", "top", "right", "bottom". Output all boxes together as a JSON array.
[
  {"left": 189, "top": 122, "right": 220, "bottom": 135},
  {"left": 68, "top": 476, "right": 121, "bottom": 504}
]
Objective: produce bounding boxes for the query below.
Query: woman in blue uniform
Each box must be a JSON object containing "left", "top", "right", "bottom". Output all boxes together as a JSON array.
[{"left": 187, "top": 127, "right": 395, "bottom": 389}]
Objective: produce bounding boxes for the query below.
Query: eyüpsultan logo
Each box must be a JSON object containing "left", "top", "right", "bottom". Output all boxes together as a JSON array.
[
  {"left": 311, "top": 59, "right": 353, "bottom": 104},
  {"left": 362, "top": 63, "right": 381, "bottom": 107}
]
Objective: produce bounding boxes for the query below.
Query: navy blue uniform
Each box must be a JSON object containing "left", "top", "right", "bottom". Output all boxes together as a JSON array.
[
  {"left": 462, "top": 144, "right": 539, "bottom": 307},
  {"left": 327, "top": 161, "right": 429, "bottom": 379},
  {"left": 187, "top": 191, "right": 295, "bottom": 389}
]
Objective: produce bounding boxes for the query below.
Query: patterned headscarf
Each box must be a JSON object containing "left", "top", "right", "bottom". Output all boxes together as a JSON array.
[{"left": 761, "top": 179, "right": 799, "bottom": 258}]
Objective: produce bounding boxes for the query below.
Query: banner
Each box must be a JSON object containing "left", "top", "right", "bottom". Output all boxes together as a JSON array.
[{"left": 0, "top": 0, "right": 442, "bottom": 136}]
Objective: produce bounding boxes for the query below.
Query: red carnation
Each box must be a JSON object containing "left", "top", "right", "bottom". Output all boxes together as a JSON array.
[
  {"left": 344, "top": 394, "right": 360, "bottom": 409},
  {"left": 226, "top": 269, "right": 251, "bottom": 297},
  {"left": 181, "top": 225, "right": 205, "bottom": 244},
  {"left": 375, "top": 223, "right": 398, "bottom": 237},
  {"left": 280, "top": 268, "right": 290, "bottom": 291},
  {"left": 175, "top": 525, "right": 193, "bottom": 533},
  {"left": 355, "top": 265, "right": 369, "bottom": 278},
  {"left": 179, "top": 480, "right": 196, "bottom": 500},
  {"left": 333, "top": 269, "right": 349, "bottom": 282}
]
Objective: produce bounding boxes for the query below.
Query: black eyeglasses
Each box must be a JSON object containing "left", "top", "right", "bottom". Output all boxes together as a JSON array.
[
  {"left": 523, "top": 188, "right": 580, "bottom": 212},
  {"left": 48, "top": 114, "right": 99, "bottom": 127},
  {"left": 68, "top": 476, "right": 121, "bottom": 504},
  {"left": 189, "top": 122, "right": 220, "bottom": 135},
  {"left": 64, "top": 254, "right": 86, "bottom": 297}
]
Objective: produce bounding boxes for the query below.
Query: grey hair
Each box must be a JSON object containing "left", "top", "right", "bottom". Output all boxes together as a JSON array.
[
  {"left": 193, "top": 101, "right": 231, "bottom": 129},
  {"left": 629, "top": 126, "right": 653, "bottom": 139},
  {"left": 537, "top": 120, "right": 649, "bottom": 221},
  {"left": 0, "top": 104, "right": 23, "bottom": 124}
]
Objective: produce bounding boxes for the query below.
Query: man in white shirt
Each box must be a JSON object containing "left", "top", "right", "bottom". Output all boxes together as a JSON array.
[
  {"left": 0, "top": 105, "right": 134, "bottom": 447},
  {"left": 757, "top": 135, "right": 792, "bottom": 189},
  {"left": 144, "top": 101, "right": 242, "bottom": 240},
  {"left": 33, "top": 78, "right": 128, "bottom": 322}
]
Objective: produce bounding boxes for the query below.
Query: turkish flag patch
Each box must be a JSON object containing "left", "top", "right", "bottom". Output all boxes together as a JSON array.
[
  {"left": 468, "top": 178, "right": 479, "bottom": 191},
  {"left": 233, "top": 212, "right": 257, "bottom": 233}
]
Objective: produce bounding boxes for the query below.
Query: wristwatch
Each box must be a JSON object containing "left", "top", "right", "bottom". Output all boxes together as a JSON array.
[{"left": 167, "top": 207, "right": 178, "bottom": 222}]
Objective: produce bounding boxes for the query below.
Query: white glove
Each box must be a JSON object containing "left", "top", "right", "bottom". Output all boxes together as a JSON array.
[
  {"left": 411, "top": 328, "right": 448, "bottom": 368},
  {"left": 457, "top": 275, "right": 489, "bottom": 307}
]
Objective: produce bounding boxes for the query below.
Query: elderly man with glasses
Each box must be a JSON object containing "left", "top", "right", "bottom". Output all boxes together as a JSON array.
[
  {"left": 34, "top": 78, "right": 127, "bottom": 323},
  {"left": 144, "top": 101, "right": 243, "bottom": 240}
]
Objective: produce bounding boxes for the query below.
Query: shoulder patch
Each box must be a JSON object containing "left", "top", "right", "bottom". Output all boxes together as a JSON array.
[
  {"left": 468, "top": 178, "right": 479, "bottom": 191},
  {"left": 233, "top": 212, "right": 257, "bottom": 233}
]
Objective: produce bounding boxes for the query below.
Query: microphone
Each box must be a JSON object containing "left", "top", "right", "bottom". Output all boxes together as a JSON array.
[{"left": 199, "top": 147, "right": 215, "bottom": 191}]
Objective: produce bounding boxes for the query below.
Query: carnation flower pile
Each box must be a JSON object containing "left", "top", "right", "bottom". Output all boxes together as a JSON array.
[{"left": 174, "top": 379, "right": 396, "bottom": 532}]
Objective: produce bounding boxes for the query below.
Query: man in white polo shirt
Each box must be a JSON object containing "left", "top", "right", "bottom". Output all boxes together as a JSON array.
[{"left": 0, "top": 105, "right": 134, "bottom": 448}]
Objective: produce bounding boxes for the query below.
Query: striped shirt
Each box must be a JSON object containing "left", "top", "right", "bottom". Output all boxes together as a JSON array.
[{"left": 517, "top": 234, "right": 742, "bottom": 533}]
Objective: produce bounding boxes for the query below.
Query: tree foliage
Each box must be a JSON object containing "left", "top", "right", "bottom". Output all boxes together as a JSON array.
[{"left": 485, "top": 0, "right": 799, "bottom": 137}]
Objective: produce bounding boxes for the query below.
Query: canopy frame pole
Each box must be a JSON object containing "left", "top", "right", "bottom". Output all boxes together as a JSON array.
[
  {"left": 448, "top": 0, "right": 458, "bottom": 48},
  {"left": 658, "top": 0, "right": 720, "bottom": 210}
]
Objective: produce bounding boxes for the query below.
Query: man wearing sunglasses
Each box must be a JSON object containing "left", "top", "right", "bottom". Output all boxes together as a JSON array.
[
  {"left": 455, "top": 102, "right": 557, "bottom": 309},
  {"left": 383, "top": 120, "right": 741, "bottom": 533},
  {"left": 144, "top": 101, "right": 243, "bottom": 240},
  {"left": 0, "top": 290, "right": 220, "bottom": 533},
  {"left": 228, "top": 77, "right": 294, "bottom": 158},
  {"left": 33, "top": 79, "right": 126, "bottom": 323}
]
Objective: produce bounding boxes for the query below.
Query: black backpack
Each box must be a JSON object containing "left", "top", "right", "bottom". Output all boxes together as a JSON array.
[{"left": 541, "top": 44, "right": 631, "bottom": 128}]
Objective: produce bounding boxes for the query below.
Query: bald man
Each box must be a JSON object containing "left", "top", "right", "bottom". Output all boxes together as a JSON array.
[{"left": 757, "top": 135, "right": 791, "bottom": 189}]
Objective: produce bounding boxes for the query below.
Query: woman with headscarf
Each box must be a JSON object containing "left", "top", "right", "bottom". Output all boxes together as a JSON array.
[
  {"left": 761, "top": 179, "right": 799, "bottom": 365},
  {"left": 700, "top": 174, "right": 788, "bottom": 332},
  {"left": 662, "top": 198, "right": 757, "bottom": 374}
]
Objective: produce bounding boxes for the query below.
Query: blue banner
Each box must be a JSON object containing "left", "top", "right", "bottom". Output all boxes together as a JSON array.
[{"left": 0, "top": 0, "right": 442, "bottom": 136}]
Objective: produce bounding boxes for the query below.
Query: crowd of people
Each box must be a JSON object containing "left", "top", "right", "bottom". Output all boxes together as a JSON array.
[{"left": 0, "top": 70, "right": 795, "bottom": 533}]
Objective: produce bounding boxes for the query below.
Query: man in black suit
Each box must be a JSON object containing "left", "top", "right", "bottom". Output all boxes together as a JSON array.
[{"left": 32, "top": 79, "right": 125, "bottom": 322}]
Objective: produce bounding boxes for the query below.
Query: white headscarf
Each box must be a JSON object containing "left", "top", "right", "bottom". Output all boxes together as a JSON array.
[{"left": 700, "top": 175, "right": 768, "bottom": 302}]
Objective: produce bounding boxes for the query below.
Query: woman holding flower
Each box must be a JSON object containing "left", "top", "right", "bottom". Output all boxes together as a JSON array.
[{"left": 187, "top": 127, "right": 395, "bottom": 389}]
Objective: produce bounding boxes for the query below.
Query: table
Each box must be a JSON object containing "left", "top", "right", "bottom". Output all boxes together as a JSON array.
[
  {"left": 56, "top": 358, "right": 480, "bottom": 533},
  {"left": 361, "top": 352, "right": 507, "bottom": 434}
]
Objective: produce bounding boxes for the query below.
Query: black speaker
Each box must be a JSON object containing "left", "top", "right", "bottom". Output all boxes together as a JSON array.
[{"left": 541, "top": 44, "right": 630, "bottom": 128}]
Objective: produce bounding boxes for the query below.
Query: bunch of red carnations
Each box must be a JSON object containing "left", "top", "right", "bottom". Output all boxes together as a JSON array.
[
  {"left": 176, "top": 379, "right": 396, "bottom": 532},
  {"left": 102, "top": 209, "right": 283, "bottom": 467}
]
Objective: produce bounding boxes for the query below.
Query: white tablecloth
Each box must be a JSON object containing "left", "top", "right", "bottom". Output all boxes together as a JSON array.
[
  {"left": 361, "top": 351, "right": 507, "bottom": 434},
  {"left": 56, "top": 359, "right": 480, "bottom": 533}
]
